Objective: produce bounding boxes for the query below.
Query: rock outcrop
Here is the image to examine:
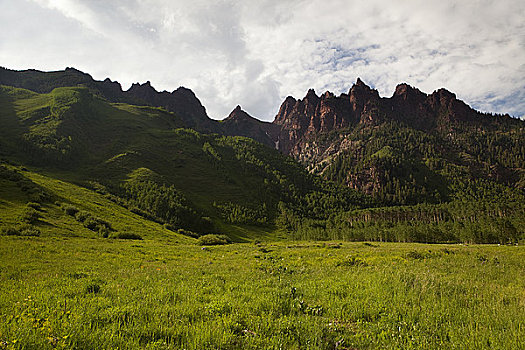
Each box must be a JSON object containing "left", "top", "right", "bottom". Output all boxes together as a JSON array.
[
  {"left": 270, "top": 78, "right": 510, "bottom": 157},
  {"left": 220, "top": 106, "right": 280, "bottom": 148}
]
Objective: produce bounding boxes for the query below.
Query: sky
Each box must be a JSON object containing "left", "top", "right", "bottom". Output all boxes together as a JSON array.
[{"left": 1, "top": 0, "right": 524, "bottom": 121}]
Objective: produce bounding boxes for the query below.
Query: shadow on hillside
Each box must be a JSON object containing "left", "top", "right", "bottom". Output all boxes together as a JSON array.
[{"left": 0, "top": 88, "right": 28, "bottom": 160}]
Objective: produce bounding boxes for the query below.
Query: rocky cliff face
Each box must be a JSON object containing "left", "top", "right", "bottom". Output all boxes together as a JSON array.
[
  {"left": 1, "top": 66, "right": 522, "bottom": 203},
  {"left": 267, "top": 78, "right": 524, "bottom": 201},
  {"left": 271, "top": 78, "right": 511, "bottom": 157},
  {"left": 273, "top": 78, "right": 383, "bottom": 155},
  {"left": 220, "top": 106, "right": 280, "bottom": 148},
  {"left": 126, "top": 82, "right": 217, "bottom": 132}
]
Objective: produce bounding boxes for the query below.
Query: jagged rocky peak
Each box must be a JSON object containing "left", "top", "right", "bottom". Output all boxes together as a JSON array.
[
  {"left": 173, "top": 86, "right": 197, "bottom": 97},
  {"left": 100, "top": 77, "right": 124, "bottom": 97},
  {"left": 393, "top": 83, "right": 426, "bottom": 100},
  {"left": 303, "top": 89, "right": 320, "bottom": 106},
  {"left": 305, "top": 88, "right": 318, "bottom": 98},
  {"left": 274, "top": 96, "right": 298, "bottom": 124},
  {"left": 128, "top": 80, "right": 155, "bottom": 91},
  {"left": 422, "top": 87, "right": 458, "bottom": 113},
  {"left": 170, "top": 87, "right": 208, "bottom": 114},
  {"left": 225, "top": 105, "right": 252, "bottom": 120},
  {"left": 349, "top": 78, "right": 379, "bottom": 100},
  {"left": 282, "top": 96, "right": 297, "bottom": 109},
  {"left": 102, "top": 77, "right": 122, "bottom": 88},
  {"left": 221, "top": 105, "right": 279, "bottom": 148},
  {"left": 64, "top": 67, "right": 89, "bottom": 75},
  {"left": 432, "top": 87, "right": 456, "bottom": 101},
  {"left": 355, "top": 77, "right": 367, "bottom": 87},
  {"left": 126, "top": 80, "right": 159, "bottom": 104},
  {"left": 321, "top": 91, "right": 335, "bottom": 99}
]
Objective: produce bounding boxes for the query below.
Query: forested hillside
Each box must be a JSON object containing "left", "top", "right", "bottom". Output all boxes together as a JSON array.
[
  {"left": 0, "top": 67, "right": 524, "bottom": 243},
  {"left": 0, "top": 84, "right": 371, "bottom": 241}
]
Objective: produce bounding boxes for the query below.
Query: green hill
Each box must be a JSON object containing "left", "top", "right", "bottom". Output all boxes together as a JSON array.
[
  {"left": 0, "top": 85, "right": 370, "bottom": 241},
  {"left": 0, "top": 74, "right": 524, "bottom": 244},
  {"left": 0, "top": 164, "right": 192, "bottom": 242}
]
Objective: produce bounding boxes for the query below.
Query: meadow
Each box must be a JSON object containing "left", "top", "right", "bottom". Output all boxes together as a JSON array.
[
  {"left": 1, "top": 67, "right": 524, "bottom": 350},
  {"left": 0, "top": 237, "right": 523, "bottom": 349}
]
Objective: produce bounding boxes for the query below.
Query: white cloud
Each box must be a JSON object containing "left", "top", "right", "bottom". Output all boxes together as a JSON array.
[{"left": 0, "top": 0, "right": 524, "bottom": 119}]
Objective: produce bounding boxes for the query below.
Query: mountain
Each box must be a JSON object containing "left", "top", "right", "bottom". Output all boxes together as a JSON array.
[
  {"left": 0, "top": 83, "right": 369, "bottom": 241},
  {"left": 0, "top": 66, "right": 218, "bottom": 132},
  {"left": 220, "top": 105, "right": 280, "bottom": 148},
  {"left": 269, "top": 79, "right": 525, "bottom": 205},
  {"left": 0, "top": 67, "right": 523, "bottom": 243}
]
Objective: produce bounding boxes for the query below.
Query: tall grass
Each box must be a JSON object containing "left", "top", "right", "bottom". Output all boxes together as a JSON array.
[{"left": 0, "top": 237, "right": 523, "bottom": 349}]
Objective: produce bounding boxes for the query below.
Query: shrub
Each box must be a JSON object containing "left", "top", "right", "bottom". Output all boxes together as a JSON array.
[
  {"left": 406, "top": 250, "right": 426, "bottom": 260},
  {"left": 1, "top": 224, "right": 40, "bottom": 236},
  {"left": 19, "top": 207, "right": 40, "bottom": 223},
  {"left": 63, "top": 204, "right": 79, "bottom": 216},
  {"left": 336, "top": 256, "right": 367, "bottom": 267},
  {"left": 75, "top": 211, "right": 91, "bottom": 222},
  {"left": 83, "top": 216, "right": 112, "bottom": 233},
  {"left": 176, "top": 228, "right": 199, "bottom": 238},
  {"left": 73, "top": 210, "right": 113, "bottom": 235},
  {"left": 19, "top": 225, "right": 41, "bottom": 236},
  {"left": 26, "top": 202, "right": 42, "bottom": 210},
  {"left": 2, "top": 226, "right": 20, "bottom": 236},
  {"left": 197, "top": 234, "right": 231, "bottom": 246},
  {"left": 83, "top": 217, "right": 101, "bottom": 231},
  {"left": 98, "top": 226, "right": 110, "bottom": 238},
  {"left": 85, "top": 283, "right": 101, "bottom": 294}
]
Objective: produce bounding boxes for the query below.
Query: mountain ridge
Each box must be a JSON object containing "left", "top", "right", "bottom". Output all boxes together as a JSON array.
[
  {"left": 0, "top": 67, "right": 524, "bottom": 243},
  {"left": 0, "top": 66, "right": 218, "bottom": 132},
  {"left": 1, "top": 66, "right": 523, "bottom": 204}
]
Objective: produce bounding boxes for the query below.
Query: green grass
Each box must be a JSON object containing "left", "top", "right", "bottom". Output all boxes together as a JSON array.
[
  {"left": 0, "top": 165, "right": 193, "bottom": 243},
  {"left": 0, "top": 237, "right": 523, "bottom": 349}
]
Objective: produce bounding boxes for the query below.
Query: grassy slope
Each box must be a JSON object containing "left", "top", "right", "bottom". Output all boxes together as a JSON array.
[
  {"left": 0, "top": 237, "right": 523, "bottom": 349},
  {"left": 0, "top": 85, "right": 325, "bottom": 239},
  {"left": 0, "top": 165, "right": 192, "bottom": 243},
  {"left": 1, "top": 84, "right": 524, "bottom": 245}
]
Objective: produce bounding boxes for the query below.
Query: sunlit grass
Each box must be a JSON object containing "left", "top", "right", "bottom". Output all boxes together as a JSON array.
[{"left": 0, "top": 237, "right": 523, "bottom": 349}]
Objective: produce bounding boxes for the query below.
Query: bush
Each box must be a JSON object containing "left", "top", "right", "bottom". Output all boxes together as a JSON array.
[
  {"left": 73, "top": 210, "right": 113, "bottom": 236},
  {"left": 75, "top": 211, "right": 91, "bottom": 222},
  {"left": 1, "top": 224, "right": 40, "bottom": 236},
  {"left": 26, "top": 202, "right": 42, "bottom": 210},
  {"left": 176, "top": 228, "right": 199, "bottom": 238},
  {"left": 406, "top": 250, "right": 427, "bottom": 260},
  {"left": 98, "top": 226, "right": 110, "bottom": 238},
  {"left": 163, "top": 225, "right": 200, "bottom": 238},
  {"left": 85, "top": 283, "right": 101, "bottom": 294},
  {"left": 111, "top": 232, "right": 143, "bottom": 240},
  {"left": 336, "top": 256, "right": 367, "bottom": 267},
  {"left": 19, "top": 207, "right": 40, "bottom": 223},
  {"left": 197, "top": 234, "right": 231, "bottom": 246},
  {"left": 2, "top": 226, "right": 20, "bottom": 236},
  {"left": 83, "top": 216, "right": 112, "bottom": 233},
  {"left": 83, "top": 217, "right": 101, "bottom": 231},
  {"left": 27, "top": 189, "right": 50, "bottom": 203},
  {"left": 63, "top": 204, "right": 79, "bottom": 216}
]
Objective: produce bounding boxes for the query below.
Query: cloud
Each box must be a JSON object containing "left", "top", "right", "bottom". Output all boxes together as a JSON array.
[{"left": 0, "top": 0, "right": 524, "bottom": 119}]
